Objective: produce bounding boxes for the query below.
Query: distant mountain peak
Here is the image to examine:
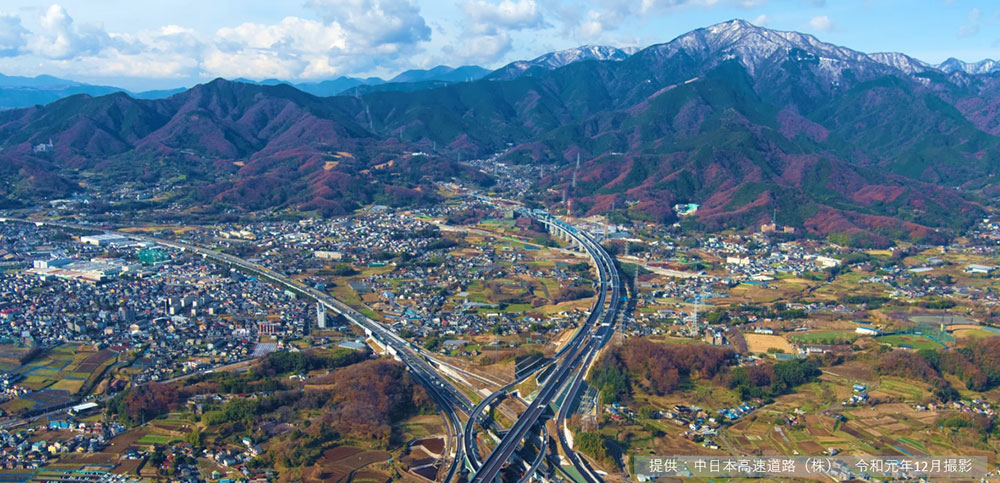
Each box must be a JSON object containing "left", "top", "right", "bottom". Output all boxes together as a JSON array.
[
  {"left": 868, "top": 52, "right": 932, "bottom": 75},
  {"left": 638, "top": 19, "right": 926, "bottom": 81},
  {"left": 530, "top": 44, "right": 638, "bottom": 68},
  {"left": 937, "top": 57, "right": 1000, "bottom": 75},
  {"left": 488, "top": 44, "right": 638, "bottom": 81},
  {"left": 707, "top": 18, "right": 757, "bottom": 33},
  {"left": 389, "top": 65, "right": 489, "bottom": 84}
]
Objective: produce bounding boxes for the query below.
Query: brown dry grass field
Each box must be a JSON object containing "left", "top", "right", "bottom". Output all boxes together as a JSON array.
[{"left": 743, "top": 333, "right": 794, "bottom": 353}]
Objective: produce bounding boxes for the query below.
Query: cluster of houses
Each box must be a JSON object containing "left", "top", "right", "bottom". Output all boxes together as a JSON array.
[
  {"left": 704, "top": 235, "right": 841, "bottom": 281},
  {"left": 914, "top": 398, "right": 995, "bottom": 419},
  {"left": 717, "top": 402, "right": 759, "bottom": 422},
  {"left": 604, "top": 402, "right": 636, "bottom": 422},
  {"left": 0, "top": 221, "right": 314, "bottom": 388},
  {"left": 0, "top": 418, "right": 126, "bottom": 470},
  {"left": 844, "top": 384, "right": 870, "bottom": 406}
]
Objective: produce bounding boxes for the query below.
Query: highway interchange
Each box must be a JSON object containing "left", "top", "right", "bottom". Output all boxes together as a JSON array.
[
  {"left": 5, "top": 209, "right": 625, "bottom": 483},
  {"left": 468, "top": 212, "right": 623, "bottom": 483}
]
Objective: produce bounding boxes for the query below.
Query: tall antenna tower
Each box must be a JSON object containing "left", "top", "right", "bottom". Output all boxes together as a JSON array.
[
  {"left": 355, "top": 89, "right": 374, "bottom": 132},
  {"left": 572, "top": 153, "right": 581, "bottom": 190},
  {"left": 690, "top": 294, "right": 701, "bottom": 335},
  {"left": 622, "top": 267, "right": 636, "bottom": 338}
]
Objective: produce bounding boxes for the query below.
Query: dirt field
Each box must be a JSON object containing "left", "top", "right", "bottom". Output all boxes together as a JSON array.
[
  {"left": 306, "top": 446, "right": 391, "bottom": 483},
  {"left": 106, "top": 430, "right": 147, "bottom": 452},
  {"left": 798, "top": 440, "right": 825, "bottom": 454},
  {"left": 743, "top": 333, "right": 794, "bottom": 354}
]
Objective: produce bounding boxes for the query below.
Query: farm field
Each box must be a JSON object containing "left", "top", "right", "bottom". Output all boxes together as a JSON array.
[
  {"left": 305, "top": 446, "right": 392, "bottom": 483},
  {"left": 136, "top": 434, "right": 175, "bottom": 445},
  {"left": 875, "top": 334, "right": 945, "bottom": 350},
  {"left": 716, "top": 375, "right": 996, "bottom": 459},
  {"left": 0, "top": 345, "right": 118, "bottom": 415},
  {"left": 17, "top": 345, "right": 117, "bottom": 394},
  {"left": 788, "top": 330, "right": 858, "bottom": 345},
  {"left": 743, "top": 333, "right": 794, "bottom": 354}
]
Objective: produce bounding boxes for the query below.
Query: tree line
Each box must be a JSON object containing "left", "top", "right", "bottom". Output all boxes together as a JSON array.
[
  {"left": 589, "top": 339, "right": 736, "bottom": 403},
  {"left": 876, "top": 337, "right": 1000, "bottom": 397}
]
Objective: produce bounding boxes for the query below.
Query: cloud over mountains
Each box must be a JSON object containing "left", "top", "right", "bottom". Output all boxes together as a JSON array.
[{"left": 0, "top": 1, "right": 996, "bottom": 90}]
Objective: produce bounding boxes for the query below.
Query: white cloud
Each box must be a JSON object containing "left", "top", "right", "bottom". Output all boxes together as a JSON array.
[
  {"left": 28, "top": 4, "right": 118, "bottom": 59},
  {"left": 201, "top": 48, "right": 305, "bottom": 80},
  {"left": 75, "top": 50, "right": 200, "bottom": 79},
  {"left": 462, "top": 0, "right": 548, "bottom": 33},
  {"left": 556, "top": 0, "right": 768, "bottom": 40},
  {"left": 808, "top": 15, "right": 834, "bottom": 32},
  {"left": 305, "top": 0, "right": 430, "bottom": 48},
  {"left": 579, "top": 13, "right": 605, "bottom": 37},
  {"left": 142, "top": 26, "right": 203, "bottom": 55},
  {"left": 752, "top": 14, "right": 768, "bottom": 26},
  {"left": 639, "top": 0, "right": 770, "bottom": 15},
  {"left": 215, "top": 18, "right": 346, "bottom": 54},
  {"left": 446, "top": 0, "right": 549, "bottom": 64},
  {"left": 0, "top": 2, "right": 437, "bottom": 82},
  {"left": 0, "top": 14, "right": 27, "bottom": 57},
  {"left": 443, "top": 31, "right": 514, "bottom": 63},
  {"left": 210, "top": 17, "right": 351, "bottom": 79},
  {"left": 575, "top": 6, "right": 627, "bottom": 38},
  {"left": 957, "top": 8, "right": 999, "bottom": 38},
  {"left": 958, "top": 8, "right": 981, "bottom": 37}
]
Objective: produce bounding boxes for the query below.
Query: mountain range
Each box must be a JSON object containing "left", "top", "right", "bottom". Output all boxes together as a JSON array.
[
  {"left": 0, "top": 45, "right": 656, "bottom": 110},
  {"left": 0, "top": 65, "right": 495, "bottom": 110},
  {"left": 2, "top": 19, "right": 1000, "bottom": 246}
]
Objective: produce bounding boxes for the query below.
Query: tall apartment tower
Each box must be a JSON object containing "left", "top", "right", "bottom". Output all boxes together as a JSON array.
[{"left": 317, "top": 302, "right": 327, "bottom": 329}]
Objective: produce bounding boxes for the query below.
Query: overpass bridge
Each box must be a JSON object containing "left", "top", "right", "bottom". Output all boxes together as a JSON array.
[{"left": 464, "top": 209, "right": 624, "bottom": 483}]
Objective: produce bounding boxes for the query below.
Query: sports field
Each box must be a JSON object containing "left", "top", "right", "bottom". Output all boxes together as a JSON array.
[
  {"left": 744, "top": 333, "right": 794, "bottom": 353},
  {"left": 875, "top": 334, "right": 945, "bottom": 350}
]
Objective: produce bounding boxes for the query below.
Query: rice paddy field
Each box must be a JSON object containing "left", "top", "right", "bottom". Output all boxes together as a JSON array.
[
  {"left": 17, "top": 345, "right": 117, "bottom": 394},
  {"left": 0, "top": 344, "right": 118, "bottom": 415}
]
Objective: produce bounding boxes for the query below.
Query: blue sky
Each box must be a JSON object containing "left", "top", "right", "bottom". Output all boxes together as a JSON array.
[{"left": 0, "top": 0, "right": 997, "bottom": 90}]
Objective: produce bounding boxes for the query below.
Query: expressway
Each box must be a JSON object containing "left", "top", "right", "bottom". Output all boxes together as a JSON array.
[
  {"left": 469, "top": 212, "right": 623, "bottom": 483},
  {"left": 553, "top": 230, "right": 626, "bottom": 483},
  {"left": 463, "top": 357, "right": 557, "bottom": 469},
  {"left": 2, "top": 218, "right": 474, "bottom": 483},
  {"left": 463, "top": 212, "right": 607, "bottom": 474},
  {"left": 7, "top": 211, "right": 622, "bottom": 483},
  {"left": 516, "top": 422, "right": 548, "bottom": 483},
  {"left": 128, "top": 230, "right": 478, "bottom": 483}
]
